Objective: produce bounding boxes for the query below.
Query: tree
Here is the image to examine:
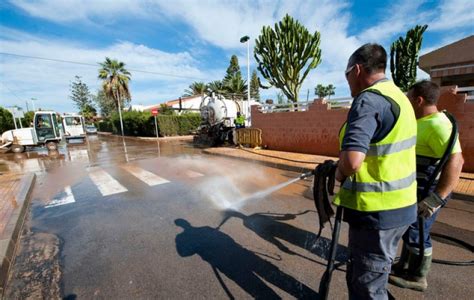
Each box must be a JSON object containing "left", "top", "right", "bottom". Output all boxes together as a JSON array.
[
  {"left": 93, "top": 90, "right": 115, "bottom": 117},
  {"left": 223, "top": 55, "right": 242, "bottom": 85},
  {"left": 0, "top": 106, "right": 14, "bottom": 133},
  {"left": 183, "top": 82, "right": 208, "bottom": 97},
  {"left": 21, "top": 111, "right": 34, "bottom": 127},
  {"left": 81, "top": 104, "right": 97, "bottom": 122},
  {"left": 390, "top": 24, "right": 428, "bottom": 92},
  {"left": 207, "top": 80, "right": 226, "bottom": 97},
  {"left": 70, "top": 76, "right": 93, "bottom": 111},
  {"left": 98, "top": 57, "right": 131, "bottom": 136},
  {"left": 250, "top": 70, "right": 260, "bottom": 102},
  {"left": 224, "top": 73, "right": 248, "bottom": 100},
  {"left": 315, "top": 84, "right": 336, "bottom": 99},
  {"left": 255, "top": 14, "right": 322, "bottom": 103}
]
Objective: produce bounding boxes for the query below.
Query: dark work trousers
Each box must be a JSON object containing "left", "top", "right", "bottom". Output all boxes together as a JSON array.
[
  {"left": 347, "top": 225, "right": 408, "bottom": 300},
  {"left": 402, "top": 208, "right": 441, "bottom": 254}
]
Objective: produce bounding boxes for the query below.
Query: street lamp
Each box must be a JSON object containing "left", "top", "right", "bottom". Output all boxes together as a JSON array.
[{"left": 240, "top": 35, "right": 251, "bottom": 126}]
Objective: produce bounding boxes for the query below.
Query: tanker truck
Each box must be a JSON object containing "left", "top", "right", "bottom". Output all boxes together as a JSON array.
[{"left": 194, "top": 95, "right": 259, "bottom": 146}]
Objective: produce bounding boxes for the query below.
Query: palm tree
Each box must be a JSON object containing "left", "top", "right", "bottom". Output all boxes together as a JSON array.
[
  {"left": 207, "top": 80, "right": 226, "bottom": 97},
  {"left": 183, "top": 82, "right": 208, "bottom": 97},
  {"left": 224, "top": 75, "right": 247, "bottom": 100},
  {"left": 98, "top": 57, "right": 131, "bottom": 136}
]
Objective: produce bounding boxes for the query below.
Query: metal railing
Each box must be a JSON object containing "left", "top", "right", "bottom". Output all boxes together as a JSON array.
[
  {"left": 457, "top": 86, "right": 474, "bottom": 101},
  {"left": 259, "top": 97, "right": 353, "bottom": 113}
]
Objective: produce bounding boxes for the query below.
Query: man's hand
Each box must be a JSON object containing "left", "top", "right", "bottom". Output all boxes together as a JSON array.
[{"left": 418, "top": 192, "right": 445, "bottom": 218}]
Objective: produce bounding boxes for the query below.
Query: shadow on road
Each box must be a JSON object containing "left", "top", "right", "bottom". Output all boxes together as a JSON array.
[
  {"left": 175, "top": 218, "right": 319, "bottom": 299},
  {"left": 217, "top": 210, "right": 349, "bottom": 264}
]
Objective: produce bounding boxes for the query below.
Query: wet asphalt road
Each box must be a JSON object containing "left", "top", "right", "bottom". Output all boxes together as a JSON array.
[{"left": 2, "top": 135, "right": 473, "bottom": 299}]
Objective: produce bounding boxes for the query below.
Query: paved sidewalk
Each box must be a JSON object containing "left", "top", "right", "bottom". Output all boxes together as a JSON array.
[
  {"left": 203, "top": 146, "right": 474, "bottom": 200},
  {"left": 0, "top": 172, "right": 35, "bottom": 293}
]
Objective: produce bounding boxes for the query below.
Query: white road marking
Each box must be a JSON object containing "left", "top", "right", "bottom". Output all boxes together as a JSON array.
[
  {"left": 185, "top": 170, "right": 204, "bottom": 178},
  {"left": 45, "top": 186, "right": 75, "bottom": 208},
  {"left": 89, "top": 167, "right": 128, "bottom": 196},
  {"left": 121, "top": 165, "right": 170, "bottom": 186}
]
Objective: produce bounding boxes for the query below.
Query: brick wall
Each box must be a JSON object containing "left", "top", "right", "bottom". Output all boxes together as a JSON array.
[
  {"left": 251, "top": 89, "right": 474, "bottom": 172},
  {"left": 251, "top": 101, "right": 347, "bottom": 157},
  {"left": 437, "top": 88, "right": 474, "bottom": 171}
]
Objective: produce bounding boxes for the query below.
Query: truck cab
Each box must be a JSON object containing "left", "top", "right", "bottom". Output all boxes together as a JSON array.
[{"left": 62, "top": 114, "right": 86, "bottom": 143}]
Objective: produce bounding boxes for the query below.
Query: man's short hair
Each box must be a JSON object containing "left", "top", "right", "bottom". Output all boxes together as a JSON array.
[
  {"left": 349, "top": 43, "right": 387, "bottom": 74},
  {"left": 409, "top": 80, "right": 440, "bottom": 105}
]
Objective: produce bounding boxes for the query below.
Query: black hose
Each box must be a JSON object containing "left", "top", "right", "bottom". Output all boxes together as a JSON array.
[{"left": 430, "top": 232, "right": 474, "bottom": 266}]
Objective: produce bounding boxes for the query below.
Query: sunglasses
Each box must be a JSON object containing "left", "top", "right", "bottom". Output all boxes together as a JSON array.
[{"left": 345, "top": 64, "right": 355, "bottom": 77}]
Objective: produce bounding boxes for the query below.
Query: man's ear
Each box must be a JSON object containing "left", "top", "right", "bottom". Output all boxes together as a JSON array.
[{"left": 416, "top": 96, "right": 425, "bottom": 107}]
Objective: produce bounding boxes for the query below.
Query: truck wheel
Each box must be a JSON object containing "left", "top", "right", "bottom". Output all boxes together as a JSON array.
[
  {"left": 46, "top": 141, "right": 58, "bottom": 151},
  {"left": 11, "top": 144, "right": 25, "bottom": 153}
]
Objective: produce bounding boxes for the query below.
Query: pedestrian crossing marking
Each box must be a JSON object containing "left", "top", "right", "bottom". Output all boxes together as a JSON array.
[
  {"left": 45, "top": 186, "right": 76, "bottom": 208},
  {"left": 89, "top": 167, "right": 128, "bottom": 196},
  {"left": 185, "top": 170, "right": 204, "bottom": 178},
  {"left": 121, "top": 165, "right": 170, "bottom": 186}
]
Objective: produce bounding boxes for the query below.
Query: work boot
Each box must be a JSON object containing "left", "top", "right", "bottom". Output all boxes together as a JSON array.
[
  {"left": 389, "top": 250, "right": 432, "bottom": 292},
  {"left": 391, "top": 244, "right": 410, "bottom": 276}
]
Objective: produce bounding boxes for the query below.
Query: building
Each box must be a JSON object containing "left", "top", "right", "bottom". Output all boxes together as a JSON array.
[
  {"left": 419, "top": 35, "right": 474, "bottom": 91},
  {"left": 144, "top": 95, "right": 203, "bottom": 113}
]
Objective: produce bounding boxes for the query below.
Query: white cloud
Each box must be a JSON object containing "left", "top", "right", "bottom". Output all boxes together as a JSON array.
[
  {"left": 429, "top": 0, "right": 474, "bottom": 31},
  {"left": 10, "top": 0, "right": 147, "bottom": 23},
  {"left": 0, "top": 27, "right": 212, "bottom": 111}
]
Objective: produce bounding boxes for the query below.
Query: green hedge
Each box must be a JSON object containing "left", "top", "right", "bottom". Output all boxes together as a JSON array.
[
  {"left": 0, "top": 107, "right": 15, "bottom": 134},
  {"left": 99, "top": 111, "right": 201, "bottom": 137},
  {"left": 97, "top": 120, "right": 114, "bottom": 132}
]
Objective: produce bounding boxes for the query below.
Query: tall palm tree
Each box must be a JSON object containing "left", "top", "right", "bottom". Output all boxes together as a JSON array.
[
  {"left": 98, "top": 57, "right": 131, "bottom": 136},
  {"left": 183, "top": 82, "right": 208, "bottom": 97}
]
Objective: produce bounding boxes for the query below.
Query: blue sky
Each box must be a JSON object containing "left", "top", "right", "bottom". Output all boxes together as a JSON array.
[{"left": 0, "top": 0, "right": 473, "bottom": 112}]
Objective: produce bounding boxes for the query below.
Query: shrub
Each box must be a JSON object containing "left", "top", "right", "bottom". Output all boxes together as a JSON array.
[
  {"left": 156, "top": 113, "right": 201, "bottom": 136},
  {"left": 97, "top": 120, "right": 114, "bottom": 132},
  {"left": 100, "top": 111, "right": 201, "bottom": 137},
  {"left": 0, "top": 107, "right": 15, "bottom": 134}
]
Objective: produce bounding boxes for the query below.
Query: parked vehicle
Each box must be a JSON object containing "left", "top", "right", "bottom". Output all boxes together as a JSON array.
[
  {"left": 62, "top": 114, "right": 86, "bottom": 143},
  {"left": 85, "top": 124, "right": 97, "bottom": 134},
  {"left": 194, "top": 95, "right": 260, "bottom": 146},
  {"left": 0, "top": 111, "right": 62, "bottom": 153}
]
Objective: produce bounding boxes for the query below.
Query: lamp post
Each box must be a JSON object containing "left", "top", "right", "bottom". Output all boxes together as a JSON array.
[{"left": 240, "top": 35, "right": 250, "bottom": 126}]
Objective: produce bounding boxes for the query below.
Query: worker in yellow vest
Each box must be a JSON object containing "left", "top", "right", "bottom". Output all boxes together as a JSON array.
[
  {"left": 333, "top": 43, "right": 418, "bottom": 299},
  {"left": 234, "top": 112, "right": 246, "bottom": 129},
  {"left": 389, "top": 80, "right": 464, "bottom": 291}
]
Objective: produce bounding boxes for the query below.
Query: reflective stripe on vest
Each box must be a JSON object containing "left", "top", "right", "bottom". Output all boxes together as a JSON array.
[
  {"left": 342, "top": 171, "right": 416, "bottom": 192},
  {"left": 366, "top": 136, "right": 417, "bottom": 156},
  {"left": 333, "top": 81, "right": 417, "bottom": 212}
]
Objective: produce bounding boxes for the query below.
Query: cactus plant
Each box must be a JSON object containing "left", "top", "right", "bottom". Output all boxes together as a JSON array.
[
  {"left": 254, "top": 14, "right": 322, "bottom": 102},
  {"left": 390, "top": 25, "right": 428, "bottom": 92}
]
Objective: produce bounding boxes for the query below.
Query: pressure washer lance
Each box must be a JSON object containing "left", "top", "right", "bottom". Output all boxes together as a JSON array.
[{"left": 300, "top": 170, "right": 315, "bottom": 180}]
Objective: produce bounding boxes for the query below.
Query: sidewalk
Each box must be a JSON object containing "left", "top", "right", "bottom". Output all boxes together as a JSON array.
[
  {"left": 203, "top": 147, "right": 474, "bottom": 200},
  {"left": 0, "top": 172, "right": 35, "bottom": 293}
]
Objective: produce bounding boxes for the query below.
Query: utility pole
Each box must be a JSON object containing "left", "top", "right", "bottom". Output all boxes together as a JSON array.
[
  {"left": 31, "top": 98, "right": 37, "bottom": 111},
  {"left": 26, "top": 101, "right": 30, "bottom": 112}
]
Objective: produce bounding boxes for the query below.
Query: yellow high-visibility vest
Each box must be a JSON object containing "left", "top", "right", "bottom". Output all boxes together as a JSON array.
[{"left": 333, "top": 81, "right": 417, "bottom": 212}]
